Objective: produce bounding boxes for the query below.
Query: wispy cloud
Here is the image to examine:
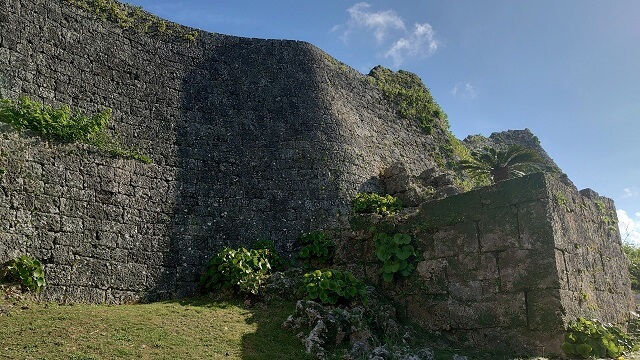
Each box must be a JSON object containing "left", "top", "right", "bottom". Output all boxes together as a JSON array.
[
  {"left": 451, "top": 82, "right": 477, "bottom": 99},
  {"left": 333, "top": 2, "right": 439, "bottom": 66},
  {"left": 618, "top": 209, "right": 640, "bottom": 245},
  {"left": 340, "top": 2, "right": 405, "bottom": 44},
  {"left": 623, "top": 187, "right": 640, "bottom": 198},
  {"left": 384, "top": 23, "right": 439, "bottom": 67}
]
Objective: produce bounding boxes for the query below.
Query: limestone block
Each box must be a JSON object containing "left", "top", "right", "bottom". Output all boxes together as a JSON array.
[
  {"left": 111, "top": 263, "right": 147, "bottom": 291},
  {"left": 432, "top": 222, "right": 478, "bottom": 258},
  {"left": 334, "top": 234, "right": 365, "bottom": 265},
  {"left": 65, "top": 286, "right": 107, "bottom": 303},
  {"left": 69, "top": 258, "right": 111, "bottom": 289},
  {"left": 480, "top": 173, "right": 548, "bottom": 208},
  {"left": 479, "top": 206, "right": 519, "bottom": 252},
  {"left": 405, "top": 294, "right": 451, "bottom": 330},
  {"left": 526, "top": 289, "right": 564, "bottom": 331},
  {"left": 517, "top": 201, "right": 554, "bottom": 249},
  {"left": 498, "top": 249, "right": 561, "bottom": 292},
  {"left": 415, "top": 258, "right": 448, "bottom": 294},
  {"left": 448, "top": 281, "right": 482, "bottom": 302},
  {"left": 448, "top": 293, "right": 526, "bottom": 329}
]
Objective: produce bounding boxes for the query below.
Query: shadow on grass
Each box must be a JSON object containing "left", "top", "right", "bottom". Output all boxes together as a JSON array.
[{"left": 173, "top": 296, "right": 311, "bottom": 360}]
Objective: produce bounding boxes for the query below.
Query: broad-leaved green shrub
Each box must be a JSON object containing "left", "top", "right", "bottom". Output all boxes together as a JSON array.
[
  {"left": 352, "top": 193, "right": 402, "bottom": 215},
  {"left": 302, "top": 269, "right": 367, "bottom": 305},
  {"left": 374, "top": 232, "right": 416, "bottom": 282},
  {"left": 623, "top": 244, "right": 640, "bottom": 291},
  {"left": 561, "top": 317, "right": 637, "bottom": 359},
  {"left": 297, "top": 231, "right": 335, "bottom": 269},
  {"left": 2, "top": 255, "right": 46, "bottom": 292},
  {"left": 251, "top": 239, "right": 288, "bottom": 271},
  {"left": 200, "top": 247, "right": 271, "bottom": 295}
]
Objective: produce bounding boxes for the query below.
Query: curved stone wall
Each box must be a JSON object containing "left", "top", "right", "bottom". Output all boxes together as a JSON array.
[{"left": 0, "top": 0, "right": 442, "bottom": 301}]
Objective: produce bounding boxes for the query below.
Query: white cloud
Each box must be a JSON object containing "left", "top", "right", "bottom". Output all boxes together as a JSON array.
[
  {"left": 345, "top": 2, "right": 405, "bottom": 43},
  {"left": 618, "top": 209, "right": 640, "bottom": 246},
  {"left": 384, "top": 23, "right": 439, "bottom": 67},
  {"left": 334, "top": 2, "right": 405, "bottom": 44},
  {"left": 623, "top": 187, "right": 639, "bottom": 198},
  {"left": 334, "top": 2, "right": 439, "bottom": 66},
  {"left": 451, "top": 82, "right": 477, "bottom": 99}
]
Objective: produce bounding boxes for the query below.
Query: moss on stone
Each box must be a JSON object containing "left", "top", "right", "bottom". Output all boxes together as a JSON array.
[{"left": 63, "top": 0, "right": 199, "bottom": 42}]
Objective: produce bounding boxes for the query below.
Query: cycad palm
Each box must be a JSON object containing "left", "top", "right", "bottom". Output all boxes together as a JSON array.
[{"left": 458, "top": 145, "right": 544, "bottom": 184}]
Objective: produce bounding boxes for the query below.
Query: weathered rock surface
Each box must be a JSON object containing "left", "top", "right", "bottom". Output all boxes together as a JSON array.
[
  {"left": 335, "top": 173, "right": 634, "bottom": 357},
  {"left": 0, "top": 0, "right": 458, "bottom": 302}
]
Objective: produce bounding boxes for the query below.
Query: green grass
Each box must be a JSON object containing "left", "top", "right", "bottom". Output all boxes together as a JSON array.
[{"left": 0, "top": 296, "right": 310, "bottom": 360}]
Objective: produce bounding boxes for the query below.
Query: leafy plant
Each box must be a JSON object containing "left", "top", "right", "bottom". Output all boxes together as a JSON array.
[
  {"left": 373, "top": 233, "right": 416, "bottom": 282},
  {"left": 623, "top": 244, "right": 640, "bottom": 291},
  {"left": 251, "top": 239, "right": 288, "bottom": 271},
  {"left": 301, "top": 269, "right": 367, "bottom": 305},
  {"left": 561, "top": 317, "right": 637, "bottom": 358},
  {"left": 297, "top": 231, "right": 335, "bottom": 269},
  {"left": 352, "top": 193, "right": 403, "bottom": 215},
  {"left": 457, "top": 145, "right": 545, "bottom": 184},
  {"left": 2, "top": 255, "right": 46, "bottom": 292},
  {"left": 0, "top": 96, "right": 151, "bottom": 163},
  {"left": 200, "top": 247, "right": 271, "bottom": 295}
]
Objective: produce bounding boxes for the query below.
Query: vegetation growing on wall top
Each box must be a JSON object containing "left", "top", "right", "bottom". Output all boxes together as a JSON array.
[
  {"left": 367, "top": 66, "right": 447, "bottom": 135},
  {"left": 0, "top": 96, "right": 152, "bottom": 163},
  {"left": 457, "top": 145, "right": 545, "bottom": 184},
  {"left": 366, "top": 66, "right": 476, "bottom": 186},
  {"left": 63, "top": 0, "right": 198, "bottom": 42}
]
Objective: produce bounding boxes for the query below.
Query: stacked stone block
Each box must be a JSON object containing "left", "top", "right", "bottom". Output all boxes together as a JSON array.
[
  {"left": 336, "top": 173, "right": 633, "bottom": 355},
  {"left": 1, "top": 0, "right": 447, "bottom": 301}
]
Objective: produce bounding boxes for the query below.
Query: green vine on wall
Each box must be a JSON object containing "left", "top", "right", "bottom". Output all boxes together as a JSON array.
[
  {"left": 63, "top": 0, "right": 199, "bottom": 42},
  {"left": 0, "top": 96, "right": 152, "bottom": 163}
]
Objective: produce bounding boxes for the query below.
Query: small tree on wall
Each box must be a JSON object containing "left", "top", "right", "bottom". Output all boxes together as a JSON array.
[{"left": 458, "top": 145, "right": 545, "bottom": 184}]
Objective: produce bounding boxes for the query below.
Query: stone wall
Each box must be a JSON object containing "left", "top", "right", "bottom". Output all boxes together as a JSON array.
[
  {"left": 0, "top": 0, "right": 447, "bottom": 301},
  {"left": 335, "top": 173, "right": 634, "bottom": 356}
]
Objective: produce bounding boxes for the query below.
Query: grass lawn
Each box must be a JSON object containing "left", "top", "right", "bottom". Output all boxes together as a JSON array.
[{"left": 0, "top": 295, "right": 310, "bottom": 360}]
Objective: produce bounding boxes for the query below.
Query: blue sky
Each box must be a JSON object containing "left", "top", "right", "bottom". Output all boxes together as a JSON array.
[{"left": 123, "top": 0, "right": 640, "bottom": 244}]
